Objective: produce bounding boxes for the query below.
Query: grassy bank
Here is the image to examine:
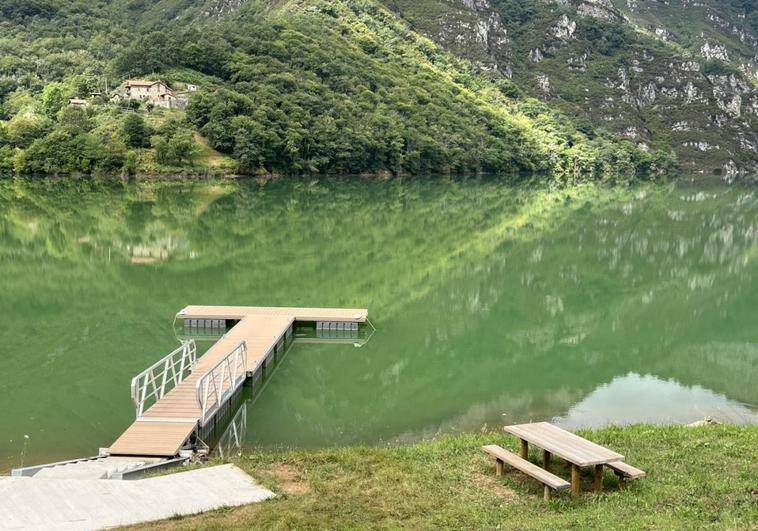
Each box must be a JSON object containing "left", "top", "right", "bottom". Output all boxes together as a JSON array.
[{"left": 137, "top": 424, "right": 757, "bottom": 529}]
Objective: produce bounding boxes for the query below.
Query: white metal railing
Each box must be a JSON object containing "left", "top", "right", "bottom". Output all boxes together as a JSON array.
[
  {"left": 195, "top": 341, "right": 247, "bottom": 426},
  {"left": 131, "top": 340, "right": 197, "bottom": 417}
]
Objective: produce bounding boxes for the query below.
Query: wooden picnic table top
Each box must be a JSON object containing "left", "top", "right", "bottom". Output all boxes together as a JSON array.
[{"left": 504, "top": 422, "right": 624, "bottom": 467}]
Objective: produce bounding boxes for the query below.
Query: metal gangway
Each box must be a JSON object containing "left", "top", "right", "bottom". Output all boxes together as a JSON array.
[{"left": 131, "top": 341, "right": 197, "bottom": 417}]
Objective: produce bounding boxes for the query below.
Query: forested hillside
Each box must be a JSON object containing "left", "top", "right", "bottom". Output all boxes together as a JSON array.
[
  {"left": 0, "top": 0, "right": 750, "bottom": 180},
  {"left": 383, "top": 0, "right": 757, "bottom": 180}
]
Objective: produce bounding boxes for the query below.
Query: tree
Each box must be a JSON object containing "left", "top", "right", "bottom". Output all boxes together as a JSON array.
[
  {"left": 113, "top": 31, "right": 178, "bottom": 76},
  {"left": 0, "top": 145, "right": 14, "bottom": 173},
  {"left": 6, "top": 113, "right": 52, "bottom": 148},
  {"left": 57, "top": 107, "right": 92, "bottom": 134},
  {"left": 123, "top": 150, "right": 138, "bottom": 175},
  {"left": 22, "top": 130, "right": 101, "bottom": 174},
  {"left": 152, "top": 131, "right": 197, "bottom": 165},
  {"left": 39, "top": 82, "right": 73, "bottom": 118},
  {"left": 122, "top": 113, "right": 150, "bottom": 148},
  {"left": 166, "top": 131, "right": 198, "bottom": 164}
]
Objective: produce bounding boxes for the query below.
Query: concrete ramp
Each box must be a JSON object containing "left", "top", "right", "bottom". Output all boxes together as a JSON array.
[{"left": 0, "top": 464, "right": 275, "bottom": 530}]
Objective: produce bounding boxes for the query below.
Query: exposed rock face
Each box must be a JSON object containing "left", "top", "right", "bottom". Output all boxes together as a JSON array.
[
  {"left": 655, "top": 27, "right": 671, "bottom": 41},
  {"left": 576, "top": 0, "right": 621, "bottom": 22},
  {"left": 542, "top": 0, "right": 623, "bottom": 22},
  {"left": 567, "top": 51, "right": 588, "bottom": 71},
  {"left": 722, "top": 160, "right": 739, "bottom": 183},
  {"left": 389, "top": 0, "right": 513, "bottom": 74},
  {"left": 380, "top": 0, "right": 758, "bottom": 178},
  {"left": 707, "top": 12, "right": 757, "bottom": 49},
  {"left": 701, "top": 41, "right": 730, "bottom": 62},
  {"left": 638, "top": 82, "right": 657, "bottom": 106},
  {"left": 683, "top": 141, "right": 720, "bottom": 152},
  {"left": 552, "top": 14, "right": 577, "bottom": 40},
  {"left": 672, "top": 121, "right": 690, "bottom": 131},
  {"left": 536, "top": 74, "right": 551, "bottom": 94},
  {"left": 203, "top": 0, "right": 245, "bottom": 17},
  {"left": 457, "top": 0, "right": 512, "bottom": 73},
  {"left": 623, "top": 0, "right": 758, "bottom": 80}
]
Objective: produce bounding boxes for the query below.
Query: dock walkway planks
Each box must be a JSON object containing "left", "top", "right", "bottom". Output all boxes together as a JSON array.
[{"left": 109, "top": 306, "right": 368, "bottom": 457}]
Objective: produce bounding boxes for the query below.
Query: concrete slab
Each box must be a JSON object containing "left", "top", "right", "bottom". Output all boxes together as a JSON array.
[
  {"left": 0, "top": 464, "right": 275, "bottom": 530},
  {"left": 32, "top": 457, "right": 157, "bottom": 480}
]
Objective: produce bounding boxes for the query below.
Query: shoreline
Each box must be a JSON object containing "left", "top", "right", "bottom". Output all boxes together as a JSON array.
[
  {"left": 2, "top": 171, "right": 754, "bottom": 185},
  {"left": 1, "top": 169, "right": 756, "bottom": 186}
]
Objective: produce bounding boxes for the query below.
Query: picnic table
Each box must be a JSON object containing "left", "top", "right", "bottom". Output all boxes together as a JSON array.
[{"left": 504, "top": 422, "right": 624, "bottom": 495}]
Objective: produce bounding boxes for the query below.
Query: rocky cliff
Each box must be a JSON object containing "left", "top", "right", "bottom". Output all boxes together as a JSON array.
[{"left": 383, "top": 0, "right": 757, "bottom": 180}]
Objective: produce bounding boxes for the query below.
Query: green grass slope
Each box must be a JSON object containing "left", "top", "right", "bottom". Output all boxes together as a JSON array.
[{"left": 133, "top": 425, "right": 758, "bottom": 530}]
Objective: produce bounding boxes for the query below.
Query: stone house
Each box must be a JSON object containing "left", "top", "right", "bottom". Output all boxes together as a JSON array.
[{"left": 121, "top": 80, "right": 183, "bottom": 109}]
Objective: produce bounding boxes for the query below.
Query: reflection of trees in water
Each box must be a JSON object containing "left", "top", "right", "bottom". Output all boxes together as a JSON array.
[
  {"left": 0, "top": 178, "right": 230, "bottom": 264},
  {"left": 1, "top": 176, "right": 596, "bottom": 457},
  {"left": 0, "top": 177, "right": 600, "bottom": 317},
  {"left": 248, "top": 186, "right": 758, "bottom": 446},
  {"left": 0, "top": 178, "right": 755, "bottom": 451}
]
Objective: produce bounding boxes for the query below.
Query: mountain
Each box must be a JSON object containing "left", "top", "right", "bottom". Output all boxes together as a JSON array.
[
  {"left": 0, "top": 0, "right": 754, "bottom": 180},
  {"left": 381, "top": 0, "right": 757, "bottom": 180}
]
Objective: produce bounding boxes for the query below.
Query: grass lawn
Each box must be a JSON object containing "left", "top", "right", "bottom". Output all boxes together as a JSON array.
[
  {"left": 191, "top": 133, "right": 236, "bottom": 171},
  {"left": 136, "top": 424, "right": 757, "bottom": 529}
]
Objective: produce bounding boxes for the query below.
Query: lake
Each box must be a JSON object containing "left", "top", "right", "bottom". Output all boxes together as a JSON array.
[{"left": 1, "top": 177, "right": 756, "bottom": 471}]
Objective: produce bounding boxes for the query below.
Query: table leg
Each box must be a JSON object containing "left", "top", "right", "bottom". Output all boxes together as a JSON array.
[
  {"left": 496, "top": 458, "right": 504, "bottom": 477},
  {"left": 542, "top": 450, "right": 551, "bottom": 471},
  {"left": 594, "top": 464, "right": 603, "bottom": 492},
  {"left": 520, "top": 439, "right": 528, "bottom": 459},
  {"left": 571, "top": 464, "right": 581, "bottom": 497}
]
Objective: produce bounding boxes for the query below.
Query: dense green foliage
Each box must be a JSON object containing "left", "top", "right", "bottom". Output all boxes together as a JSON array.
[{"left": 0, "top": 0, "right": 676, "bottom": 179}]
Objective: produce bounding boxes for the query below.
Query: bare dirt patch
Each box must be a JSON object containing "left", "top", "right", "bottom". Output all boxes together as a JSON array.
[
  {"left": 472, "top": 472, "right": 519, "bottom": 501},
  {"left": 269, "top": 463, "right": 310, "bottom": 496}
]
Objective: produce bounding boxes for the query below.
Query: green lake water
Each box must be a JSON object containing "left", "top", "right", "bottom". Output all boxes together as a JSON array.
[{"left": 1, "top": 177, "right": 756, "bottom": 471}]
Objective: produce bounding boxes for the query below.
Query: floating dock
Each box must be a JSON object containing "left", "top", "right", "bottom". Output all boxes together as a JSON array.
[{"left": 108, "top": 306, "right": 368, "bottom": 457}]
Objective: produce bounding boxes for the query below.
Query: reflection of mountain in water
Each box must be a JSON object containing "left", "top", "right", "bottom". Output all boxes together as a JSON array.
[
  {"left": 247, "top": 185, "right": 758, "bottom": 447},
  {"left": 0, "top": 178, "right": 755, "bottom": 464},
  {"left": 554, "top": 373, "right": 758, "bottom": 429}
]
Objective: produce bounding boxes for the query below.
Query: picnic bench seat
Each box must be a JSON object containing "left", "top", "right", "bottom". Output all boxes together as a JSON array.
[
  {"left": 483, "top": 445, "right": 570, "bottom": 501},
  {"left": 607, "top": 461, "right": 646, "bottom": 488}
]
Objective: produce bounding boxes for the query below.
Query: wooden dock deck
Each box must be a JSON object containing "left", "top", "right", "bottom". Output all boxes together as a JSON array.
[{"left": 109, "top": 306, "right": 368, "bottom": 457}]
